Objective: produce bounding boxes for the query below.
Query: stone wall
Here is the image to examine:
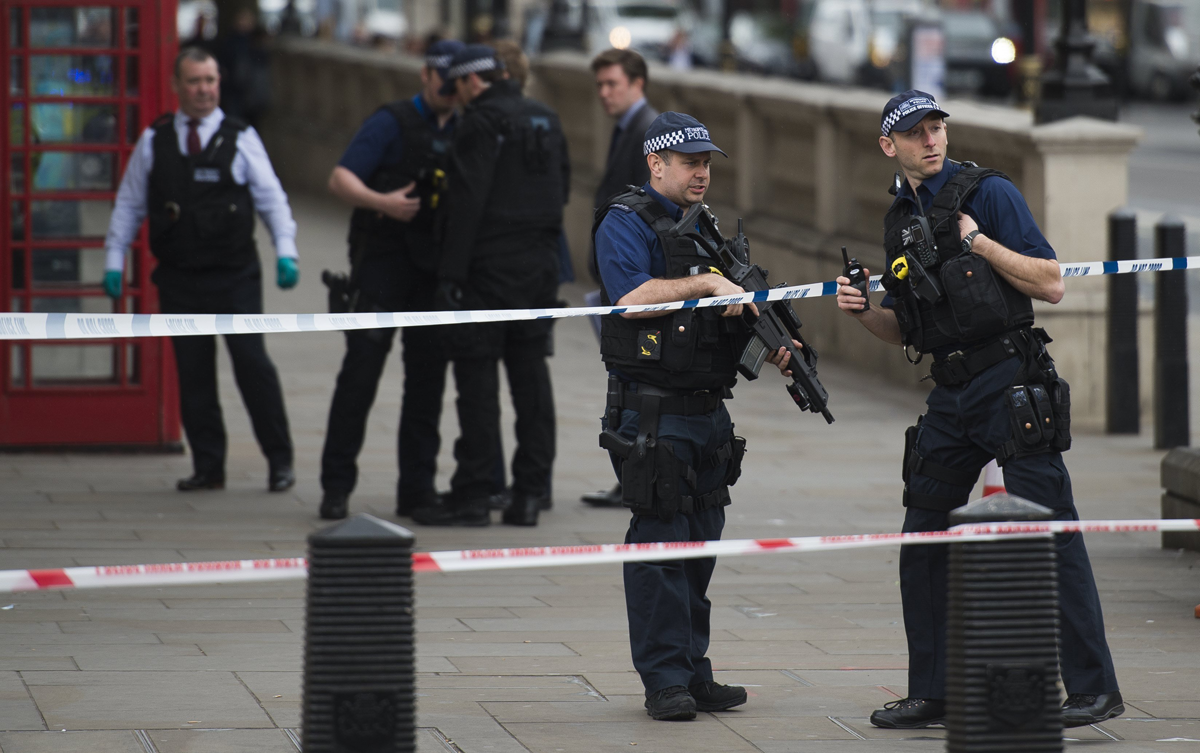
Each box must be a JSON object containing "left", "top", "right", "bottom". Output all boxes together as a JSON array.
[{"left": 260, "top": 38, "right": 1143, "bottom": 431}]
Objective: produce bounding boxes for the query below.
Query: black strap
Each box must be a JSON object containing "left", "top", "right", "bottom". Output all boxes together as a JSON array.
[
  {"left": 680, "top": 486, "right": 730, "bottom": 515},
  {"left": 906, "top": 451, "right": 979, "bottom": 487},
  {"left": 929, "top": 329, "right": 1028, "bottom": 386},
  {"left": 903, "top": 488, "right": 968, "bottom": 513},
  {"left": 705, "top": 440, "right": 734, "bottom": 469},
  {"left": 616, "top": 387, "right": 724, "bottom": 417}
]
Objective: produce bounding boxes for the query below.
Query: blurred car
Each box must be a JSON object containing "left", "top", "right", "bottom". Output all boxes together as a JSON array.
[
  {"left": 536, "top": 0, "right": 683, "bottom": 60},
  {"left": 1128, "top": 0, "right": 1198, "bottom": 100},
  {"left": 942, "top": 10, "right": 1015, "bottom": 98},
  {"left": 797, "top": 0, "right": 871, "bottom": 85},
  {"left": 727, "top": 11, "right": 796, "bottom": 75},
  {"left": 859, "top": 0, "right": 926, "bottom": 91}
]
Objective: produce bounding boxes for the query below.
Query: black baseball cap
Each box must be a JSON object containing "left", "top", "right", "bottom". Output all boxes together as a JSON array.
[
  {"left": 438, "top": 44, "right": 504, "bottom": 96},
  {"left": 642, "top": 112, "right": 727, "bottom": 157},
  {"left": 425, "top": 39, "right": 465, "bottom": 80},
  {"left": 880, "top": 90, "right": 949, "bottom": 137}
]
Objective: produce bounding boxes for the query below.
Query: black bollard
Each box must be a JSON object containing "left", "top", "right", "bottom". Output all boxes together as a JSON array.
[
  {"left": 302, "top": 514, "right": 416, "bottom": 753},
  {"left": 1154, "top": 216, "right": 1190, "bottom": 450},
  {"left": 946, "top": 494, "right": 1062, "bottom": 753},
  {"left": 1107, "top": 210, "right": 1140, "bottom": 434}
]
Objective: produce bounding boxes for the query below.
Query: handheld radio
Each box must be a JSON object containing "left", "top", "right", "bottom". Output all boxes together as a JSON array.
[{"left": 841, "top": 246, "right": 870, "bottom": 313}]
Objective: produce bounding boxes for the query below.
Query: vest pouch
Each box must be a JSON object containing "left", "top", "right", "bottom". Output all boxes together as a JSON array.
[
  {"left": 940, "top": 253, "right": 1012, "bottom": 341},
  {"left": 620, "top": 434, "right": 657, "bottom": 517},
  {"left": 893, "top": 294, "right": 923, "bottom": 350},
  {"left": 723, "top": 434, "right": 747, "bottom": 487},
  {"left": 192, "top": 200, "right": 238, "bottom": 242},
  {"left": 1006, "top": 385, "right": 1050, "bottom": 455},
  {"left": 653, "top": 439, "right": 686, "bottom": 521},
  {"left": 1049, "top": 376, "right": 1072, "bottom": 452},
  {"left": 662, "top": 309, "right": 698, "bottom": 372}
]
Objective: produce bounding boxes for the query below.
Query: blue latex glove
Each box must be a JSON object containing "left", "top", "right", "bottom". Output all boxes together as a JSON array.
[
  {"left": 103, "top": 270, "right": 123, "bottom": 298},
  {"left": 277, "top": 257, "right": 299, "bottom": 289}
]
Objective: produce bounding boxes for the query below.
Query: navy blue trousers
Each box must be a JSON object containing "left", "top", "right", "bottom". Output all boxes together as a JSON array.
[
  {"left": 902, "top": 355, "right": 1119, "bottom": 700},
  {"left": 607, "top": 397, "right": 732, "bottom": 695}
]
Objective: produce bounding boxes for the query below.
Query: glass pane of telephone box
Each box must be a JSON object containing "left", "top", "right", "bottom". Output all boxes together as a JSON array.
[
  {"left": 32, "top": 249, "right": 108, "bottom": 288},
  {"left": 10, "top": 56, "right": 24, "bottom": 96},
  {"left": 10, "top": 201, "right": 25, "bottom": 241},
  {"left": 10, "top": 104, "right": 25, "bottom": 145},
  {"left": 30, "top": 8, "right": 115, "bottom": 49},
  {"left": 31, "top": 103, "right": 117, "bottom": 144},
  {"left": 10, "top": 345, "right": 25, "bottom": 387},
  {"left": 10, "top": 154, "right": 25, "bottom": 192},
  {"left": 32, "top": 151, "right": 116, "bottom": 192},
  {"left": 11, "top": 250, "right": 25, "bottom": 290},
  {"left": 125, "top": 8, "right": 140, "bottom": 48},
  {"left": 9, "top": 7, "right": 22, "bottom": 48},
  {"left": 124, "top": 56, "right": 139, "bottom": 97},
  {"left": 32, "top": 344, "right": 118, "bottom": 385},
  {"left": 31, "top": 55, "right": 117, "bottom": 97},
  {"left": 125, "top": 343, "right": 141, "bottom": 384},
  {"left": 31, "top": 199, "right": 113, "bottom": 240}
]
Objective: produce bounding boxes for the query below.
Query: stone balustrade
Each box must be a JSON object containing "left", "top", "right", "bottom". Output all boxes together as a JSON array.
[{"left": 261, "top": 37, "right": 1143, "bottom": 431}]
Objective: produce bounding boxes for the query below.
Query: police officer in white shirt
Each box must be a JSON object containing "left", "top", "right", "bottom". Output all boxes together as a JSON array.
[{"left": 104, "top": 46, "right": 298, "bottom": 493}]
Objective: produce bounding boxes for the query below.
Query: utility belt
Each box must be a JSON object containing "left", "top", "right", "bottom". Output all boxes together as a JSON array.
[
  {"left": 929, "top": 327, "right": 1047, "bottom": 387},
  {"left": 598, "top": 375, "right": 744, "bottom": 521},
  {"left": 902, "top": 327, "right": 1072, "bottom": 513}
]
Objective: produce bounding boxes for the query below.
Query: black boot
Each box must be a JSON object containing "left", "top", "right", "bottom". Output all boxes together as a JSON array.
[
  {"left": 502, "top": 490, "right": 546, "bottom": 526},
  {"left": 397, "top": 488, "right": 437, "bottom": 518},
  {"left": 177, "top": 471, "right": 225, "bottom": 491},
  {"left": 581, "top": 483, "right": 623, "bottom": 507},
  {"left": 869, "top": 698, "right": 945, "bottom": 729},
  {"left": 644, "top": 686, "right": 696, "bottom": 721},
  {"left": 1063, "top": 692, "right": 1124, "bottom": 727},
  {"left": 411, "top": 494, "right": 490, "bottom": 527},
  {"left": 688, "top": 681, "right": 747, "bottom": 712},
  {"left": 319, "top": 490, "right": 349, "bottom": 520}
]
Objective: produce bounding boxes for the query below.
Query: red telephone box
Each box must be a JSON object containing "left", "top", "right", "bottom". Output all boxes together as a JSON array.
[{"left": 1, "top": 0, "right": 180, "bottom": 448}]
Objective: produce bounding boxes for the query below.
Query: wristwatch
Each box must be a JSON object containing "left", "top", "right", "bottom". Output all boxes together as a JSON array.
[{"left": 961, "top": 229, "right": 981, "bottom": 254}]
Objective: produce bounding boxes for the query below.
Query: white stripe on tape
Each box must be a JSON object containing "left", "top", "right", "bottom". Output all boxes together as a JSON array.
[
  {"left": 2, "top": 256, "right": 1196, "bottom": 341},
  {"left": 1, "top": 519, "right": 1194, "bottom": 591}
]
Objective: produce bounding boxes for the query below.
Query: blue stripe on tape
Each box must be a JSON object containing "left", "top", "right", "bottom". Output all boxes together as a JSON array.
[
  {"left": 753, "top": 290, "right": 769, "bottom": 302},
  {"left": 1174, "top": 257, "right": 1187, "bottom": 270},
  {"left": 611, "top": 308, "right": 627, "bottom": 316},
  {"left": 132, "top": 315, "right": 152, "bottom": 336},
  {"left": 215, "top": 314, "right": 234, "bottom": 334},
  {"left": 682, "top": 298, "right": 699, "bottom": 309},
  {"left": 1103, "top": 261, "right": 1118, "bottom": 275},
  {"left": 297, "top": 314, "right": 315, "bottom": 330},
  {"left": 46, "top": 313, "right": 66, "bottom": 340},
  {"left": 822, "top": 281, "right": 837, "bottom": 296}
]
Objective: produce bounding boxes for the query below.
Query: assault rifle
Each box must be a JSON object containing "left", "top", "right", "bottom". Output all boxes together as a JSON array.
[{"left": 672, "top": 204, "right": 834, "bottom": 424}]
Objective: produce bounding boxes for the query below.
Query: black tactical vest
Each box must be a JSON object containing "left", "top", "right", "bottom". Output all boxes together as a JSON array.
[
  {"left": 147, "top": 114, "right": 256, "bottom": 271},
  {"left": 471, "top": 81, "right": 567, "bottom": 245},
  {"left": 883, "top": 164, "right": 1035, "bottom": 354},
  {"left": 593, "top": 188, "right": 742, "bottom": 391},
  {"left": 348, "top": 99, "right": 450, "bottom": 271}
]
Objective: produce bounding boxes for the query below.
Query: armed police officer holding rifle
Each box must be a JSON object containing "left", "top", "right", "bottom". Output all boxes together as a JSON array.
[
  {"left": 836, "top": 91, "right": 1122, "bottom": 730},
  {"left": 595, "top": 112, "right": 819, "bottom": 721}
]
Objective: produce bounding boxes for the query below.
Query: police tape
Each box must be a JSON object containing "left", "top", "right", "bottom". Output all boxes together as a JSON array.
[
  {"left": 1, "top": 255, "right": 1196, "bottom": 341},
  {"left": 0, "top": 518, "right": 1194, "bottom": 592}
]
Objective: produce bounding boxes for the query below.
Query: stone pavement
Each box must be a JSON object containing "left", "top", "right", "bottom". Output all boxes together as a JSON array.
[{"left": 1, "top": 193, "right": 1198, "bottom": 753}]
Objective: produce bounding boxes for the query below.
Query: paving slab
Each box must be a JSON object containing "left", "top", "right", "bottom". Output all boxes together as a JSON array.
[{"left": 0, "top": 731, "right": 143, "bottom": 753}]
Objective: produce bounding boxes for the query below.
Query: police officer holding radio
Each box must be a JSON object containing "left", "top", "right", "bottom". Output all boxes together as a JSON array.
[
  {"left": 413, "top": 45, "right": 569, "bottom": 528},
  {"left": 104, "top": 47, "right": 297, "bottom": 493},
  {"left": 836, "top": 91, "right": 1122, "bottom": 729},
  {"left": 594, "top": 112, "right": 798, "bottom": 721},
  {"left": 317, "top": 40, "right": 462, "bottom": 521}
]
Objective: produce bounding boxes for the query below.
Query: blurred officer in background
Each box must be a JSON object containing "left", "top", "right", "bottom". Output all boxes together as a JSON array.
[
  {"left": 581, "top": 48, "right": 659, "bottom": 508},
  {"left": 837, "top": 91, "right": 1121, "bottom": 730},
  {"left": 318, "top": 40, "right": 464, "bottom": 520},
  {"left": 104, "top": 46, "right": 298, "bottom": 493},
  {"left": 413, "top": 45, "right": 569, "bottom": 528}
]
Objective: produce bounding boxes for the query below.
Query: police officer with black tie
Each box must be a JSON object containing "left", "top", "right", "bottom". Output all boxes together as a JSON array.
[
  {"left": 104, "top": 47, "right": 298, "bottom": 493},
  {"left": 837, "top": 91, "right": 1122, "bottom": 730},
  {"left": 318, "top": 40, "right": 463, "bottom": 521},
  {"left": 413, "top": 45, "right": 569, "bottom": 528}
]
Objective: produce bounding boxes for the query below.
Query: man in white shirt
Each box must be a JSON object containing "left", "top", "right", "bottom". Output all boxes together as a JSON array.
[{"left": 104, "top": 47, "right": 298, "bottom": 493}]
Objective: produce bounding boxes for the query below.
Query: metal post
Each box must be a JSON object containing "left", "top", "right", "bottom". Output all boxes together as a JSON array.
[
  {"left": 302, "top": 515, "right": 417, "bottom": 753},
  {"left": 1107, "top": 210, "right": 1139, "bottom": 434},
  {"left": 1035, "top": 0, "right": 1117, "bottom": 124},
  {"left": 946, "top": 494, "right": 1062, "bottom": 753},
  {"left": 1154, "top": 216, "right": 1190, "bottom": 450}
]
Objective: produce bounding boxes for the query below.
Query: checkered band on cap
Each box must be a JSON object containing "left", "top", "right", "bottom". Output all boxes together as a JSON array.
[
  {"left": 446, "top": 55, "right": 498, "bottom": 80},
  {"left": 881, "top": 96, "right": 941, "bottom": 136},
  {"left": 426, "top": 54, "right": 454, "bottom": 69},
  {"left": 643, "top": 126, "right": 714, "bottom": 156}
]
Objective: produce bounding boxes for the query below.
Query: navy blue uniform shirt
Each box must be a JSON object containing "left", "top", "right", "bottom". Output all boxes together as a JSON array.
[
  {"left": 595, "top": 183, "right": 680, "bottom": 303},
  {"left": 337, "top": 94, "right": 454, "bottom": 181}
]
